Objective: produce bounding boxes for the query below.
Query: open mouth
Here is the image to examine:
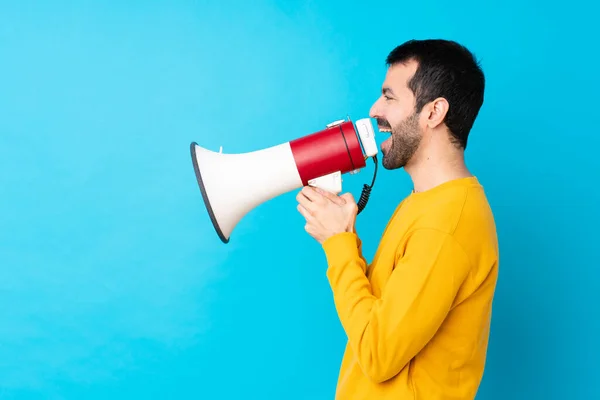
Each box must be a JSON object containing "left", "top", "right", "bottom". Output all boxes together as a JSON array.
[
  {"left": 379, "top": 127, "right": 392, "bottom": 149},
  {"left": 375, "top": 118, "right": 391, "bottom": 133}
]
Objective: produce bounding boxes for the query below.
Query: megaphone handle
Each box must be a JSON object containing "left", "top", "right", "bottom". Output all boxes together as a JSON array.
[
  {"left": 308, "top": 171, "right": 343, "bottom": 194},
  {"left": 307, "top": 156, "right": 378, "bottom": 214}
]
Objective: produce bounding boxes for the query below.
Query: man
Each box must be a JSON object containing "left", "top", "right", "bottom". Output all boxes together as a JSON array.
[{"left": 296, "top": 39, "right": 499, "bottom": 399}]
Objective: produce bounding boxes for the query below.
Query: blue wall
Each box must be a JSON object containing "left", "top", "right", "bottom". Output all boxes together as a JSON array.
[{"left": 1, "top": 1, "right": 598, "bottom": 399}]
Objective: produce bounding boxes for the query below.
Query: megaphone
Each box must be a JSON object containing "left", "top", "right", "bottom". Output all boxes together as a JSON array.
[{"left": 190, "top": 117, "right": 379, "bottom": 243}]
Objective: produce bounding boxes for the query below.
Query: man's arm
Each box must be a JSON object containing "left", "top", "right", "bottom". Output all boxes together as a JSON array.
[
  {"left": 321, "top": 228, "right": 472, "bottom": 383},
  {"left": 355, "top": 231, "right": 369, "bottom": 269}
]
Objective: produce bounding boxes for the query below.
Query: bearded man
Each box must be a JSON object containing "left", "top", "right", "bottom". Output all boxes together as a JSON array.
[{"left": 296, "top": 39, "right": 499, "bottom": 400}]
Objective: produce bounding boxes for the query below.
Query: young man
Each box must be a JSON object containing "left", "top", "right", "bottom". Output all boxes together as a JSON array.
[{"left": 296, "top": 39, "right": 499, "bottom": 399}]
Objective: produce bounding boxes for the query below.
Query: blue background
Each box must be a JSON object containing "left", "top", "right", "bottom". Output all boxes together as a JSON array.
[{"left": 1, "top": 1, "right": 598, "bottom": 399}]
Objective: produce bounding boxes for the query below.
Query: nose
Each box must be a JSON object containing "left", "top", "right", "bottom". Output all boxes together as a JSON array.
[{"left": 369, "top": 97, "right": 381, "bottom": 119}]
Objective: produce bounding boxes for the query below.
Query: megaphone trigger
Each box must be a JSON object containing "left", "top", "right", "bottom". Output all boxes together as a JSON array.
[{"left": 190, "top": 117, "right": 379, "bottom": 243}]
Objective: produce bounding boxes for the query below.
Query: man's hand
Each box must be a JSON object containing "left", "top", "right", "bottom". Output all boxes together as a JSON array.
[{"left": 296, "top": 186, "right": 358, "bottom": 244}]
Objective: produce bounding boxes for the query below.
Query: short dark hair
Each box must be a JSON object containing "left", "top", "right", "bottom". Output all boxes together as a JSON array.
[{"left": 386, "top": 39, "right": 485, "bottom": 149}]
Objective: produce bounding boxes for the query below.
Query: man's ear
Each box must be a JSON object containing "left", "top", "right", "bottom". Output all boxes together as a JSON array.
[{"left": 425, "top": 97, "right": 449, "bottom": 129}]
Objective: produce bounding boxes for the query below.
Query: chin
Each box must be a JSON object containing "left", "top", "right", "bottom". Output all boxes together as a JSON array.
[
  {"left": 381, "top": 151, "right": 411, "bottom": 170},
  {"left": 382, "top": 157, "right": 403, "bottom": 170}
]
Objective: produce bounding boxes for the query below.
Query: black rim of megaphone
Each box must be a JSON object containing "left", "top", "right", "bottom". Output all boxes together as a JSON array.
[{"left": 190, "top": 142, "right": 230, "bottom": 244}]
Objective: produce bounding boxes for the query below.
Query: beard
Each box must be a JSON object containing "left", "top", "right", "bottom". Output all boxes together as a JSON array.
[{"left": 378, "top": 112, "right": 422, "bottom": 170}]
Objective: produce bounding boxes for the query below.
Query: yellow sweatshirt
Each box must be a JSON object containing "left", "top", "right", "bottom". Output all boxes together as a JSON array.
[{"left": 322, "top": 176, "right": 499, "bottom": 399}]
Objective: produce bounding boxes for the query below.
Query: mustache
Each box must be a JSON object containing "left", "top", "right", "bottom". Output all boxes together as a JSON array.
[{"left": 376, "top": 118, "right": 391, "bottom": 130}]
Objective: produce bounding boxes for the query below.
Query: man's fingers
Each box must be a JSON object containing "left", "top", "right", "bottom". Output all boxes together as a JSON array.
[
  {"left": 297, "top": 203, "right": 309, "bottom": 217},
  {"left": 304, "top": 222, "right": 315, "bottom": 234},
  {"left": 312, "top": 186, "right": 346, "bottom": 205},
  {"left": 297, "top": 204, "right": 317, "bottom": 223},
  {"left": 296, "top": 189, "right": 315, "bottom": 211},
  {"left": 300, "top": 186, "right": 322, "bottom": 202}
]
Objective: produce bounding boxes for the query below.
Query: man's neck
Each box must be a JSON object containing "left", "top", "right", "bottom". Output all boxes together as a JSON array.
[{"left": 405, "top": 148, "right": 472, "bottom": 193}]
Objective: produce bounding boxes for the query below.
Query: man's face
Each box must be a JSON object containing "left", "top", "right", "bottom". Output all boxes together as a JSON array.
[{"left": 369, "top": 61, "right": 423, "bottom": 170}]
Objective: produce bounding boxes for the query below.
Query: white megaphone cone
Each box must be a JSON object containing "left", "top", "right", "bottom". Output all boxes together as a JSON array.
[{"left": 190, "top": 117, "right": 379, "bottom": 243}]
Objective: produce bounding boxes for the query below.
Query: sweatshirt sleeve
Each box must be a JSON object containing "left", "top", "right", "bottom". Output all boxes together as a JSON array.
[{"left": 321, "top": 229, "right": 472, "bottom": 383}]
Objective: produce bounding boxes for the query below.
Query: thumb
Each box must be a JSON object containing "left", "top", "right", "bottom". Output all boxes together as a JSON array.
[
  {"left": 341, "top": 193, "right": 358, "bottom": 214},
  {"left": 340, "top": 193, "right": 356, "bottom": 204}
]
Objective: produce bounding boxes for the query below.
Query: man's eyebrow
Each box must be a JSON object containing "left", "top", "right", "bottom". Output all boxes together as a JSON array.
[{"left": 382, "top": 87, "right": 395, "bottom": 96}]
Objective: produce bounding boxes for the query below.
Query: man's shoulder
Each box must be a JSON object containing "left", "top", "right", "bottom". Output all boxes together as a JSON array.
[
  {"left": 399, "top": 180, "right": 498, "bottom": 266},
  {"left": 416, "top": 176, "right": 489, "bottom": 215},
  {"left": 383, "top": 177, "right": 496, "bottom": 240},
  {"left": 403, "top": 183, "right": 480, "bottom": 233}
]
